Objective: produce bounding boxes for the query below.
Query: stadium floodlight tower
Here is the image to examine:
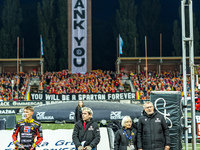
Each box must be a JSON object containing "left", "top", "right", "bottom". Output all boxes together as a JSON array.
[{"left": 181, "top": 0, "right": 196, "bottom": 150}]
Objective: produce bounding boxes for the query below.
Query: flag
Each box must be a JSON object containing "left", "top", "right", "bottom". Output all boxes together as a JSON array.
[
  {"left": 136, "top": 90, "right": 140, "bottom": 99},
  {"left": 119, "top": 35, "right": 123, "bottom": 54},
  {"left": 27, "top": 92, "right": 30, "bottom": 100},
  {"left": 40, "top": 35, "right": 44, "bottom": 56}
]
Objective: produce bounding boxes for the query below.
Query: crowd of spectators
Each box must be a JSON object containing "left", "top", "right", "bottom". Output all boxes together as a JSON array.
[
  {"left": 0, "top": 69, "right": 199, "bottom": 101},
  {"left": 0, "top": 72, "right": 28, "bottom": 101},
  {"left": 41, "top": 70, "right": 125, "bottom": 94},
  {"left": 130, "top": 70, "right": 199, "bottom": 100}
]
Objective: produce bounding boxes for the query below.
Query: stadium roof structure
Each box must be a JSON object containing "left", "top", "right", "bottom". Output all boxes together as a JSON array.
[
  {"left": 0, "top": 58, "right": 44, "bottom": 74},
  {"left": 116, "top": 56, "right": 200, "bottom": 74}
]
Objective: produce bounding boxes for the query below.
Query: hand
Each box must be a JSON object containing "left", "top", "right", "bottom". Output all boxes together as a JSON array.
[
  {"left": 78, "top": 146, "right": 84, "bottom": 150},
  {"left": 30, "top": 143, "right": 36, "bottom": 150},
  {"left": 165, "top": 145, "right": 170, "bottom": 150},
  {"left": 84, "top": 146, "right": 92, "bottom": 150},
  {"left": 16, "top": 142, "right": 26, "bottom": 150},
  {"left": 138, "top": 149, "right": 143, "bottom": 150}
]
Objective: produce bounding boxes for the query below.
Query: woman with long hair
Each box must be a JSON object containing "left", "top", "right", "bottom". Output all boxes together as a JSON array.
[{"left": 74, "top": 100, "right": 85, "bottom": 122}]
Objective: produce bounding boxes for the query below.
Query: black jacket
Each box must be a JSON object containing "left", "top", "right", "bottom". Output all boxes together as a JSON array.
[
  {"left": 137, "top": 110, "right": 170, "bottom": 150},
  {"left": 72, "top": 119, "right": 100, "bottom": 148},
  {"left": 114, "top": 127, "right": 137, "bottom": 150},
  {"left": 74, "top": 106, "right": 82, "bottom": 122}
]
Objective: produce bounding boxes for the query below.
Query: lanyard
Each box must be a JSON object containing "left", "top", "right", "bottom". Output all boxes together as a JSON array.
[
  {"left": 123, "top": 130, "right": 132, "bottom": 141},
  {"left": 83, "top": 122, "right": 86, "bottom": 131}
]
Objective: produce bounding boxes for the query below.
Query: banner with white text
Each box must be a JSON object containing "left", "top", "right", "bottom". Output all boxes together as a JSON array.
[
  {"left": 72, "top": 0, "right": 87, "bottom": 73},
  {"left": 30, "top": 92, "right": 136, "bottom": 101}
]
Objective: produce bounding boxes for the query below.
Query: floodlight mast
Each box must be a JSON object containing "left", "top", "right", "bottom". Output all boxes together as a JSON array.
[{"left": 181, "top": 0, "right": 196, "bottom": 150}]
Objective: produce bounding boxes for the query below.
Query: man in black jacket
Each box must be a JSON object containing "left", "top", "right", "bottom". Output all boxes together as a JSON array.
[
  {"left": 72, "top": 107, "right": 100, "bottom": 150},
  {"left": 137, "top": 101, "right": 170, "bottom": 150}
]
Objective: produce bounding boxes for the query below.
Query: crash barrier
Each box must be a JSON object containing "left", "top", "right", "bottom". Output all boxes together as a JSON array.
[
  {"left": 0, "top": 115, "right": 16, "bottom": 129},
  {"left": 32, "top": 101, "right": 143, "bottom": 122},
  {"left": 0, "top": 108, "right": 23, "bottom": 114},
  {"left": 0, "top": 99, "right": 147, "bottom": 108},
  {"left": 0, "top": 119, "right": 6, "bottom": 130},
  {"left": 0, "top": 128, "right": 114, "bottom": 150},
  {"left": 151, "top": 91, "right": 183, "bottom": 150}
]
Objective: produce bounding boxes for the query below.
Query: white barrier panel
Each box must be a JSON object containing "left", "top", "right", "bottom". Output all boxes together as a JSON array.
[{"left": 0, "top": 128, "right": 110, "bottom": 150}]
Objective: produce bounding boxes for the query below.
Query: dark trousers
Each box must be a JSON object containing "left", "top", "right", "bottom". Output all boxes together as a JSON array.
[{"left": 76, "top": 148, "right": 96, "bottom": 150}]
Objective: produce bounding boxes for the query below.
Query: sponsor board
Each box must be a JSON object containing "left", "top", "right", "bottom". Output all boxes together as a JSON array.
[
  {"left": 32, "top": 101, "right": 143, "bottom": 122},
  {"left": 0, "top": 101, "right": 44, "bottom": 107},
  {"left": 36, "top": 112, "right": 54, "bottom": 120},
  {"left": 110, "top": 111, "right": 124, "bottom": 120},
  {"left": 0, "top": 115, "right": 16, "bottom": 128},
  {"left": 0, "top": 109, "right": 20, "bottom": 115},
  {"left": 0, "top": 128, "right": 110, "bottom": 150}
]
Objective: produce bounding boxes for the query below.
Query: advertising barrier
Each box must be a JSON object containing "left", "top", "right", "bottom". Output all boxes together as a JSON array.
[
  {"left": 0, "top": 108, "right": 21, "bottom": 115},
  {"left": 32, "top": 101, "right": 143, "bottom": 122},
  {"left": 0, "top": 115, "right": 16, "bottom": 129},
  {"left": 151, "top": 91, "right": 183, "bottom": 150},
  {"left": 0, "top": 101, "right": 44, "bottom": 107},
  {"left": 0, "top": 128, "right": 112, "bottom": 150},
  {"left": 0, "top": 99, "right": 143, "bottom": 107},
  {"left": 0, "top": 119, "right": 6, "bottom": 130}
]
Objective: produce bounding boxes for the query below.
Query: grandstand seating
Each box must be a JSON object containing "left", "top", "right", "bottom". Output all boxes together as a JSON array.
[{"left": 0, "top": 70, "right": 199, "bottom": 101}]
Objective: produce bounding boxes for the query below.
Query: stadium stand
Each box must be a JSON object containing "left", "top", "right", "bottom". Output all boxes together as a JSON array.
[{"left": 0, "top": 70, "right": 199, "bottom": 101}]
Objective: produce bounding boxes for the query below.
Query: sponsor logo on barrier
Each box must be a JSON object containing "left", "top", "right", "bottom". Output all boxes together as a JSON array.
[
  {"left": 19, "top": 108, "right": 24, "bottom": 114},
  {"left": 36, "top": 112, "right": 54, "bottom": 120},
  {"left": 6, "top": 140, "right": 76, "bottom": 149},
  {"left": 0, "top": 102, "right": 9, "bottom": 106},
  {"left": 69, "top": 112, "right": 75, "bottom": 120},
  {"left": 155, "top": 98, "right": 172, "bottom": 128},
  {"left": 0, "top": 109, "right": 15, "bottom": 114},
  {"left": 13, "top": 101, "right": 43, "bottom": 106},
  {"left": 110, "top": 111, "right": 124, "bottom": 119}
]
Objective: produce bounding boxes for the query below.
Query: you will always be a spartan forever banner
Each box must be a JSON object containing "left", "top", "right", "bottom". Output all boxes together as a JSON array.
[{"left": 72, "top": 0, "right": 87, "bottom": 73}]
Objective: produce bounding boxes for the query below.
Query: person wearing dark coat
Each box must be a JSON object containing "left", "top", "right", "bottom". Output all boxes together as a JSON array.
[
  {"left": 74, "top": 100, "right": 85, "bottom": 122},
  {"left": 137, "top": 101, "right": 170, "bottom": 150},
  {"left": 114, "top": 116, "right": 137, "bottom": 150},
  {"left": 72, "top": 107, "right": 100, "bottom": 150}
]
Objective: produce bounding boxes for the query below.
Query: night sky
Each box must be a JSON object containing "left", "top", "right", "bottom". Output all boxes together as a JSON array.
[
  {"left": 92, "top": 0, "right": 180, "bottom": 24},
  {"left": 1, "top": 0, "right": 200, "bottom": 70},
  {"left": 92, "top": 0, "right": 199, "bottom": 22}
]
